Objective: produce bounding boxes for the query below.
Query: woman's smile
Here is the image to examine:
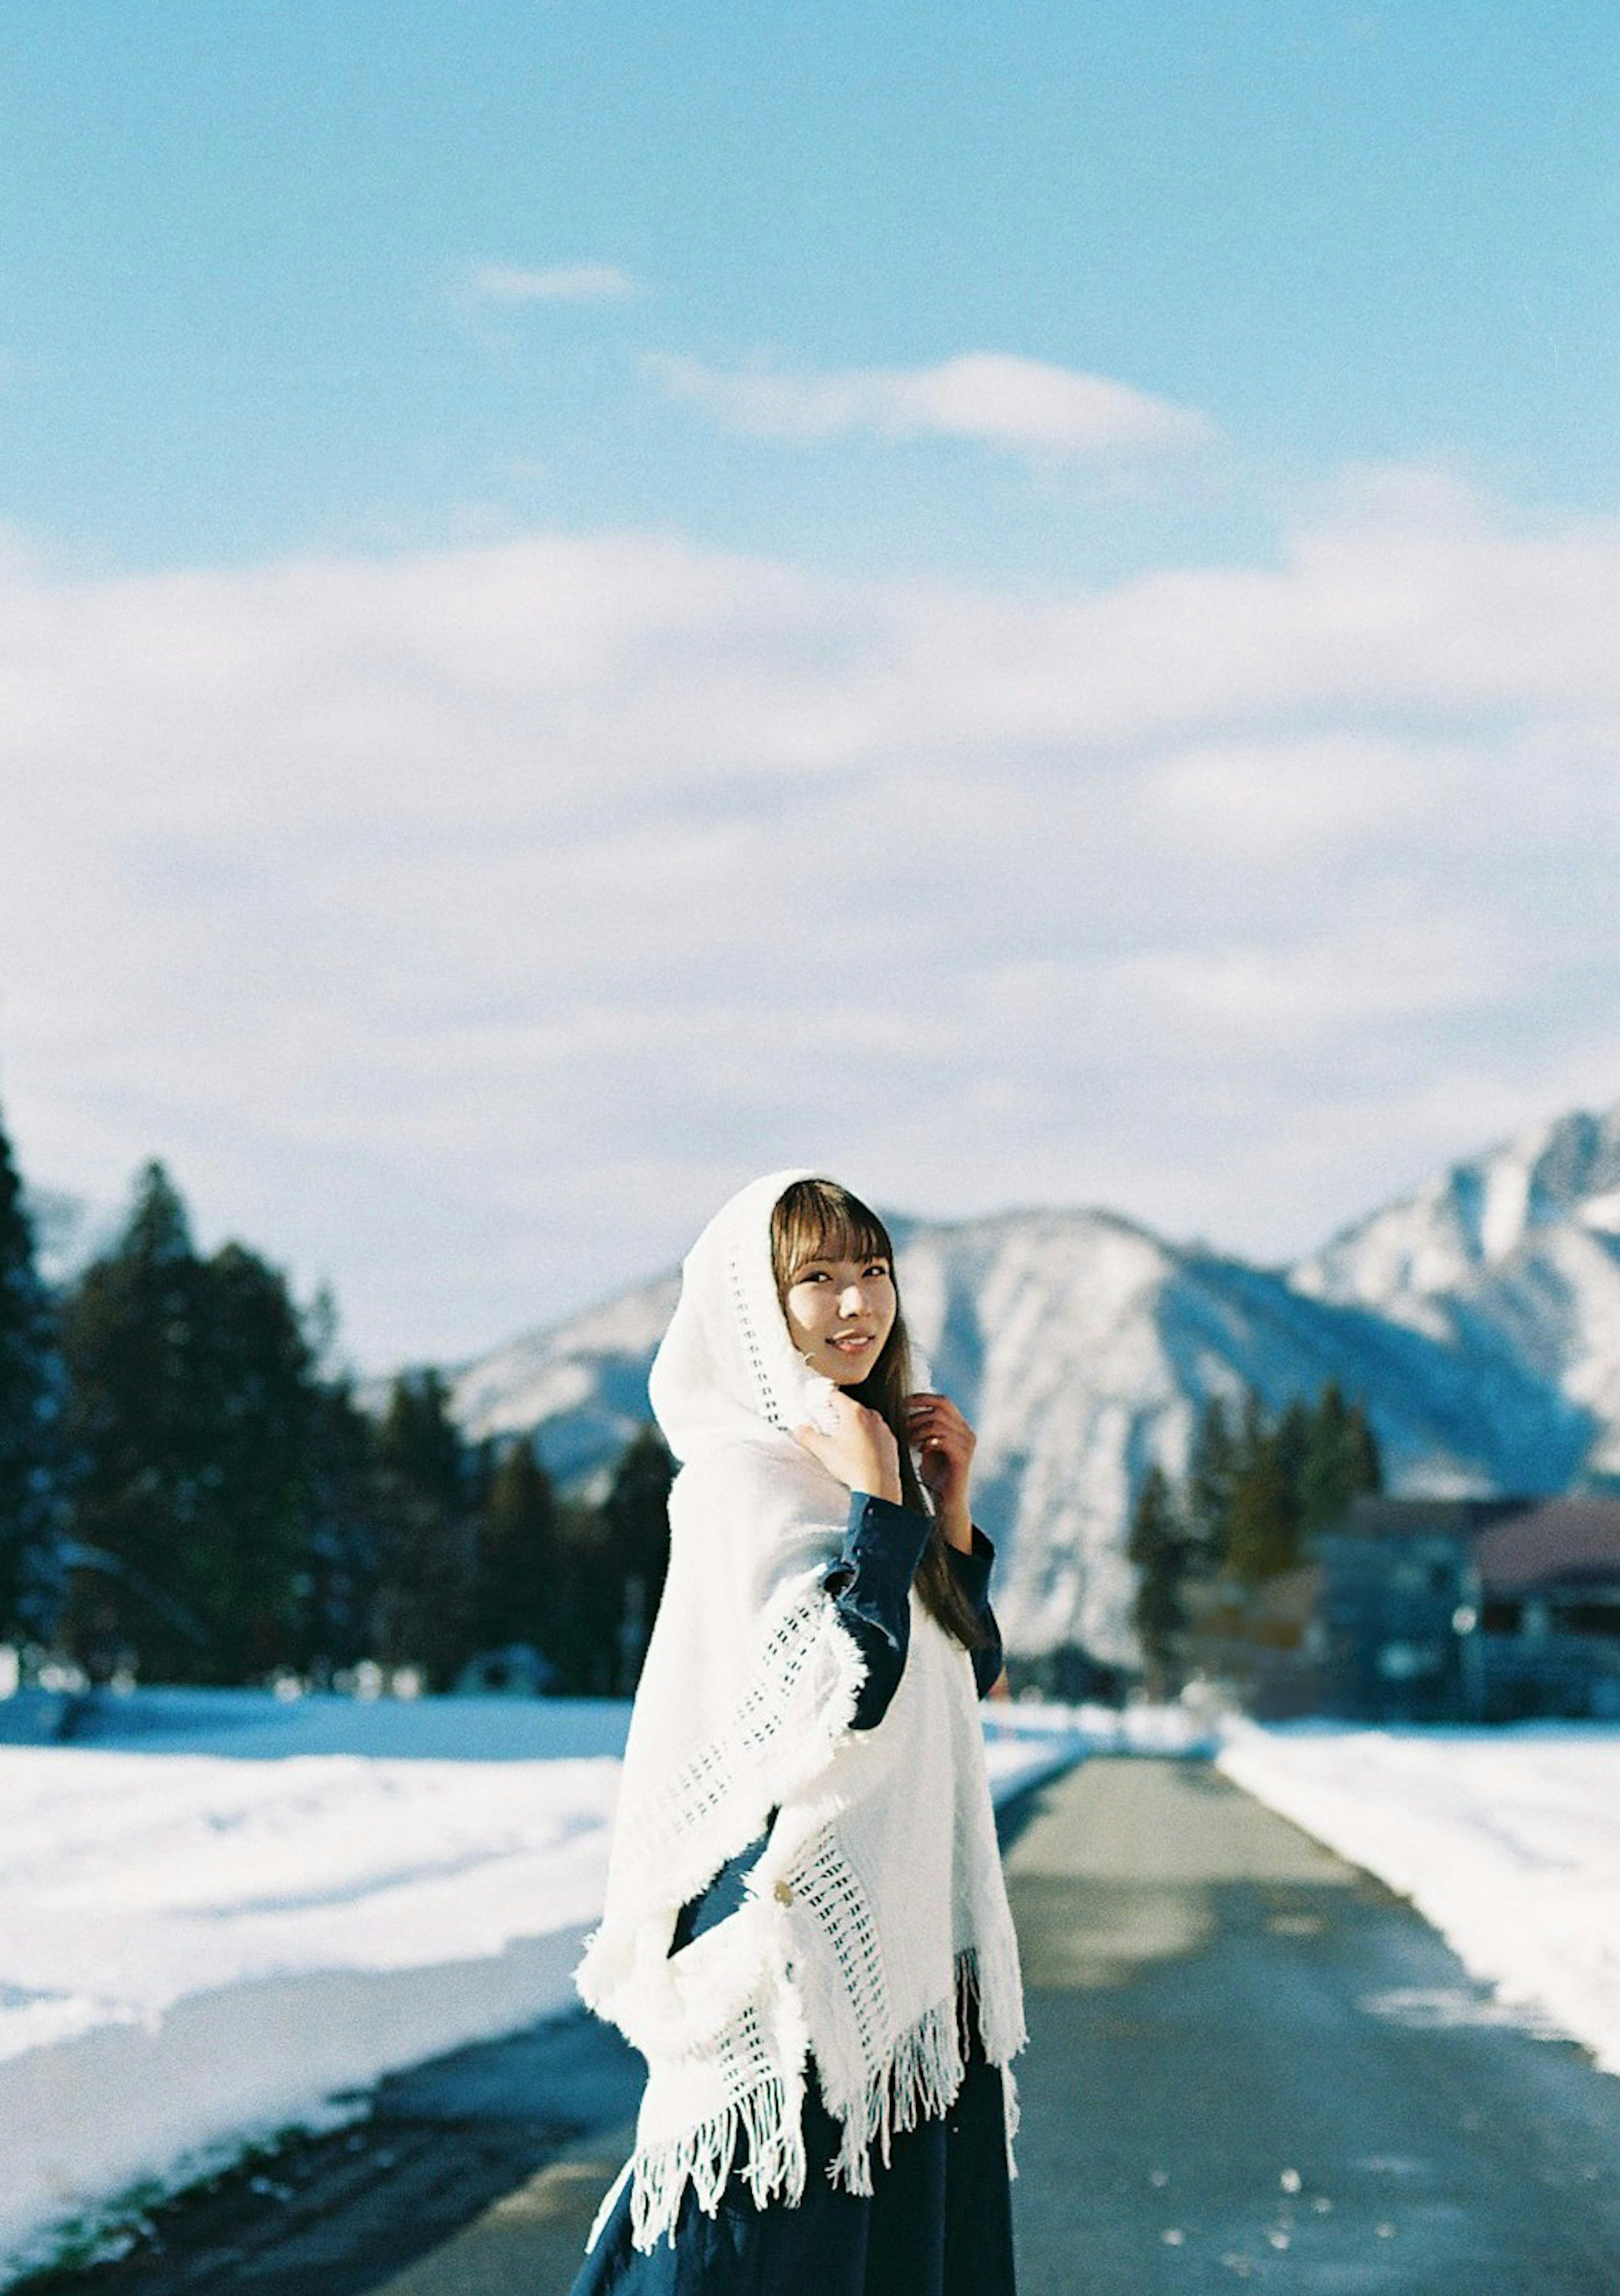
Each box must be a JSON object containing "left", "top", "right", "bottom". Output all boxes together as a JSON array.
[{"left": 782, "top": 1251, "right": 897, "bottom": 1382}]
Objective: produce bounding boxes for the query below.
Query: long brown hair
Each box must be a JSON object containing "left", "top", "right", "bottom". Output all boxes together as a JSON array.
[{"left": 770, "top": 1176, "right": 992, "bottom": 1654}]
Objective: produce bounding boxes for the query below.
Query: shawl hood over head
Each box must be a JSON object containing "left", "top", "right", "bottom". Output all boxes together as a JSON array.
[
  {"left": 574, "top": 1168, "right": 1026, "bottom": 2255},
  {"left": 646, "top": 1167, "right": 843, "bottom": 1464}
]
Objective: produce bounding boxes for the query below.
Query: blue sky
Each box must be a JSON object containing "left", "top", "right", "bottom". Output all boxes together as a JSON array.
[
  {"left": 3, "top": 3, "right": 1620, "bottom": 1365},
  {"left": 5, "top": 1, "right": 1616, "bottom": 578}
]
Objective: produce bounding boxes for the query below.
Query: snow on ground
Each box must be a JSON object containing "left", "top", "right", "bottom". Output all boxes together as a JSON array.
[
  {"left": 1217, "top": 1719, "right": 1620, "bottom": 2080},
  {"left": 983, "top": 1695, "right": 1210, "bottom": 1798},
  {"left": 0, "top": 1685, "right": 1126, "bottom": 2287}
]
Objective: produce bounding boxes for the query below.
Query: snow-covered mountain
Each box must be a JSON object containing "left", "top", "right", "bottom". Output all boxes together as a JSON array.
[
  {"left": 449, "top": 1271, "right": 681, "bottom": 1487},
  {"left": 891, "top": 1210, "right": 1582, "bottom": 1660},
  {"left": 443, "top": 1104, "right": 1620, "bottom": 1663},
  {"left": 1291, "top": 1105, "right": 1620, "bottom": 1476}
]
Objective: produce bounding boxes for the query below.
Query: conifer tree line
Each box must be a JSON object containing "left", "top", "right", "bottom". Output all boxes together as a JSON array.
[
  {"left": 0, "top": 1108, "right": 672, "bottom": 1695},
  {"left": 1128, "top": 1382, "right": 1383, "bottom": 1691}
]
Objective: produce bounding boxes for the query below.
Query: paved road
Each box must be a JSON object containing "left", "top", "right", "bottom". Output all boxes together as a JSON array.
[
  {"left": 1003, "top": 1758, "right": 1620, "bottom": 2293},
  {"left": 20, "top": 1759, "right": 1620, "bottom": 2294}
]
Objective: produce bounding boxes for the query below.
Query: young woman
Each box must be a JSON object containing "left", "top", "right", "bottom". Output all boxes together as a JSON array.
[{"left": 567, "top": 1168, "right": 1025, "bottom": 2296}]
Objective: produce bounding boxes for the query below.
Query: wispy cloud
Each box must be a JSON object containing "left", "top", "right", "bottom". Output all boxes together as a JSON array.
[
  {"left": 4, "top": 473, "right": 1619, "bottom": 1360},
  {"left": 648, "top": 350, "right": 1215, "bottom": 459},
  {"left": 470, "top": 260, "right": 642, "bottom": 304}
]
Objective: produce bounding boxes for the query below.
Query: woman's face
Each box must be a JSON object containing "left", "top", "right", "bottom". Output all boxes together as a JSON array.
[{"left": 781, "top": 1248, "right": 898, "bottom": 1385}]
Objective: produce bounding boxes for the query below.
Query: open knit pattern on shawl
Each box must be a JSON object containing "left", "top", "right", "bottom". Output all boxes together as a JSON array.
[{"left": 572, "top": 1169, "right": 1027, "bottom": 2254}]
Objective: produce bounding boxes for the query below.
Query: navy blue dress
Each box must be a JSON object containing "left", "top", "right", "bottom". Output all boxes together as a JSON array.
[{"left": 569, "top": 1496, "right": 1015, "bottom": 2296}]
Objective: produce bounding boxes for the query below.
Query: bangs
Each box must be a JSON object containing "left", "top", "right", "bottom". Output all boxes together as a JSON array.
[{"left": 770, "top": 1178, "right": 894, "bottom": 1295}]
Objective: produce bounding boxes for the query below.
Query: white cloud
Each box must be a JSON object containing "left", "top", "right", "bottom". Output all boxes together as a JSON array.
[
  {"left": 1117, "top": 919, "right": 1499, "bottom": 1044},
  {"left": 1139, "top": 734, "right": 1466, "bottom": 860},
  {"left": 3, "top": 478, "right": 1620, "bottom": 1361},
  {"left": 649, "top": 350, "right": 1215, "bottom": 460},
  {"left": 469, "top": 261, "right": 641, "bottom": 304}
]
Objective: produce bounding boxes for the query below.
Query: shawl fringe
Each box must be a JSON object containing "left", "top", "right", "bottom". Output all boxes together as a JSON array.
[
  {"left": 628, "top": 2064, "right": 808, "bottom": 2251},
  {"left": 826, "top": 1938, "right": 1029, "bottom": 2196},
  {"left": 605, "top": 1939, "right": 1027, "bottom": 2254}
]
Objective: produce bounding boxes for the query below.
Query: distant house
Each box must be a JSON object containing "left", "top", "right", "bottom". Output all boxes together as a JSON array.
[
  {"left": 1316, "top": 1495, "right": 1620, "bottom": 1722},
  {"left": 1469, "top": 1499, "right": 1620, "bottom": 1719}
]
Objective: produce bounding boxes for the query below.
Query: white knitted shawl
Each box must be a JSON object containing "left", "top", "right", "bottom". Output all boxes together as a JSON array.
[{"left": 573, "top": 1169, "right": 1026, "bottom": 2254}]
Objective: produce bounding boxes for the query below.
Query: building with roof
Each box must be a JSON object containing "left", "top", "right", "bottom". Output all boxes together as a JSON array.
[{"left": 1315, "top": 1494, "right": 1620, "bottom": 1722}]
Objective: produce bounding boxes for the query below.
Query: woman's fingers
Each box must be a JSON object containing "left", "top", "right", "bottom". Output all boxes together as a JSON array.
[
  {"left": 906, "top": 1394, "right": 975, "bottom": 1450},
  {"left": 907, "top": 1391, "right": 969, "bottom": 1421},
  {"left": 905, "top": 1394, "right": 976, "bottom": 1530}
]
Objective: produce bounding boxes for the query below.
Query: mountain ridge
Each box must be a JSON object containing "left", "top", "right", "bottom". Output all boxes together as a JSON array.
[{"left": 441, "top": 1100, "right": 1620, "bottom": 1661}]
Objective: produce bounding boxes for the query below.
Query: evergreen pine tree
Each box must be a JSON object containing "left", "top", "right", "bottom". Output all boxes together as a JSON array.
[
  {"left": 60, "top": 1163, "right": 326, "bottom": 1683},
  {"left": 474, "top": 1439, "right": 555, "bottom": 1658},
  {"left": 1298, "top": 1381, "right": 1384, "bottom": 1539},
  {"left": 372, "top": 1369, "right": 478, "bottom": 1690},
  {"left": 192, "top": 1240, "right": 319, "bottom": 1679},
  {"left": 1127, "top": 1463, "right": 1189, "bottom": 1697},
  {"left": 1298, "top": 1379, "right": 1352, "bottom": 1535},
  {"left": 548, "top": 1498, "right": 621, "bottom": 1696},
  {"left": 1236, "top": 1385, "right": 1269, "bottom": 1475},
  {"left": 1224, "top": 1396, "right": 1299, "bottom": 1584},
  {"left": 1274, "top": 1395, "right": 1312, "bottom": 1517},
  {"left": 376, "top": 1367, "right": 466, "bottom": 1512},
  {"left": 1273, "top": 1393, "right": 1311, "bottom": 1564},
  {"left": 297, "top": 1369, "right": 385, "bottom": 1684},
  {"left": 602, "top": 1423, "right": 675, "bottom": 1692},
  {"left": 1186, "top": 1393, "right": 1237, "bottom": 1561},
  {"left": 1343, "top": 1398, "right": 1382, "bottom": 1499},
  {"left": 59, "top": 1162, "right": 213, "bottom": 1681},
  {"left": 0, "top": 1109, "right": 67, "bottom": 1645}
]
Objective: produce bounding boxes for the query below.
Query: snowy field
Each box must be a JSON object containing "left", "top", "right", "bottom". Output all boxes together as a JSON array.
[
  {"left": 0, "top": 1686, "right": 1132, "bottom": 2286},
  {"left": 1218, "top": 1720, "right": 1620, "bottom": 2080},
  {"left": 12, "top": 1696, "right": 1612, "bottom": 2288}
]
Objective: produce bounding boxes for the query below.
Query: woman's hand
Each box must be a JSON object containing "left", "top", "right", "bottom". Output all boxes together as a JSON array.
[
  {"left": 793, "top": 1390, "right": 903, "bottom": 1504},
  {"left": 906, "top": 1391, "right": 977, "bottom": 1552}
]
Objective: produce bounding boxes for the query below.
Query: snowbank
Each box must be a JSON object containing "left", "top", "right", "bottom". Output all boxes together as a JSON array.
[
  {"left": 0, "top": 1688, "right": 1108, "bottom": 2285},
  {"left": 0, "top": 1733, "right": 621, "bottom": 2282},
  {"left": 1217, "top": 1719, "right": 1620, "bottom": 2079}
]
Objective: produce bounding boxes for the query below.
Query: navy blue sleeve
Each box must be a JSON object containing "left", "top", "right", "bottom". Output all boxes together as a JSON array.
[
  {"left": 945, "top": 1525, "right": 1005, "bottom": 1699},
  {"left": 821, "top": 1490, "right": 934, "bottom": 1730}
]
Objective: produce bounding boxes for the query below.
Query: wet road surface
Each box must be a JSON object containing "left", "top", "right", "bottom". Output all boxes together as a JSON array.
[{"left": 1002, "top": 1757, "right": 1620, "bottom": 2293}]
